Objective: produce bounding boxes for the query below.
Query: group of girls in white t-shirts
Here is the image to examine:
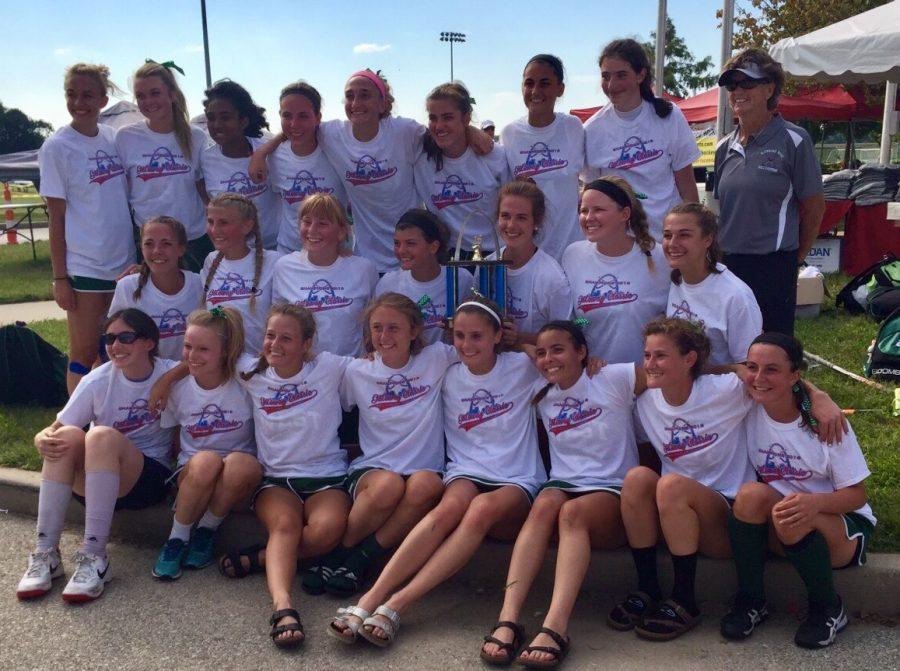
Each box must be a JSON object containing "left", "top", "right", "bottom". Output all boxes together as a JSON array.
[{"left": 24, "top": 40, "right": 875, "bottom": 662}]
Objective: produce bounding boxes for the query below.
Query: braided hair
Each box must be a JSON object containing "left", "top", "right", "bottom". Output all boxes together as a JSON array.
[
  {"left": 582, "top": 176, "right": 656, "bottom": 270},
  {"left": 204, "top": 193, "right": 264, "bottom": 312},
  {"left": 749, "top": 332, "right": 816, "bottom": 429}
]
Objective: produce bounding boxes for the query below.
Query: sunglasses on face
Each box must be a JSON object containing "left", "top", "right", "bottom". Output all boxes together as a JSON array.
[
  {"left": 725, "top": 78, "right": 770, "bottom": 92},
  {"left": 102, "top": 331, "right": 143, "bottom": 345}
]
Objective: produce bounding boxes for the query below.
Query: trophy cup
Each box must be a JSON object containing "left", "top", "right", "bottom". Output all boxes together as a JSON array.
[{"left": 445, "top": 209, "right": 511, "bottom": 325}]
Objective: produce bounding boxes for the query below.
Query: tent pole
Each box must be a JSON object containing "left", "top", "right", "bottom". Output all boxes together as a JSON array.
[
  {"left": 879, "top": 81, "right": 897, "bottom": 164},
  {"left": 716, "top": 0, "right": 735, "bottom": 140}
]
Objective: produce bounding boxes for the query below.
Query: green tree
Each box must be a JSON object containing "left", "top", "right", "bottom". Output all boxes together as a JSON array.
[
  {"left": 727, "top": 0, "right": 891, "bottom": 49},
  {"left": 0, "top": 102, "right": 53, "bottom": 154},
  {"left": 643, "top": 17, "right": 717, "bottom": 98}
]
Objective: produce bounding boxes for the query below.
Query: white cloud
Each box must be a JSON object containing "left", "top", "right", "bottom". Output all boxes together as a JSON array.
[
  {"left": 53, "top": 47, "right": 72, "bottom": 56},
  {"left": 353, "top": 43, "right": 392, "bottom": 54},
  {"left": 184, "top": 44, "right": 204, "bottom": 54}
]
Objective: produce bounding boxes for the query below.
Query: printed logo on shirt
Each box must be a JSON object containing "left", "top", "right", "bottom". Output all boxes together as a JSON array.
[
  {"left": 206, "top": 272, "right": 262, "bottom": 305},
  {"left": 369, "top": 373, "right": 431, "bottom": 410},
  {"left": 577, "top": 274, "right": 638, "bottom": 312},
  {"left": 547, "top": 397, "right": 602, "bottom": 435},
  {"left": 88, "top": 150, "right": 125, "bottom": 185},
  {"left": 756, "top": 443, "right": 812, "bottom": 482},
  {"left": 155, "top": 308, "right": 188, "bottom": 340},
  {"left": 297, "top": 279, "right": 353, "bottom": 312},
  {"left": 221, "top": 171, "right": 267, "bottom": 199},
  {"left": 514, "top": 142, "right": 568, "bottom": 178},
  {"left": 259, "top": 383, "right": 318, "bottom": 414},
  {"left": 506, "top": 286, "right": 528, "bottom": 321},
  {"left": 663, "top": 418, "right": 718, "bottom": 460},
  {"left": 283, "top": 170, "right": 335, "bottom": 204},
  {"left": 757, "top": 149, "right": 784, "bottom": 174},
  {"left": 136, "top": 147, "right": 192, "bottom": 181},
  {"left": 346, "top": 154, "right": 397, "bottom": 185},
  {"left": 113, "top": 399, "right": 159, "bottom": 434},
  {"left": 458, "top": 388, "right": 513, "bottom": 431},
  {"left": 417, "top": 295, "right": 445, "bottom": 329},
  {"left": 431, "top": 175, "right": 484, "bottom": 210},
  {"left": 670, "top": 300, "right": 699, "bottom": 322},
  {"left": 185, "top": 403, "right": 244, "bottom": 438},
  {"left": 608, "top": 136, "right": 664, "bottom": 170}
]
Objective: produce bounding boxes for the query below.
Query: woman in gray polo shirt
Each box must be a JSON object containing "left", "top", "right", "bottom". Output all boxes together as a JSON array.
[{"left": 714, "top": 48, "right": 825, "bottom": 335}]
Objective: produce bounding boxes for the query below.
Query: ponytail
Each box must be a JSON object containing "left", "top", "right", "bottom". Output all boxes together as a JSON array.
[{"left": 599, "top": 39, "right": 672, "bottom": 119}]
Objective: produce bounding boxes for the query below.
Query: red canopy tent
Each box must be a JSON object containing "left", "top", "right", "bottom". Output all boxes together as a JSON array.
[{"left": 570, "top": 85, "right": 893, "bottom": 124}]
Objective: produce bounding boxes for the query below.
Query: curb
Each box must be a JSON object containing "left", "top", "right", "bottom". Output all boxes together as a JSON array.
[{"left": 2, "top": 466, "right": 898, "bottom": 615}]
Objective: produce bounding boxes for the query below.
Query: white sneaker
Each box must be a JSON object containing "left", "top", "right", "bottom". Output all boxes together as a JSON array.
[
  {"left": 62, "top": 551, "right": 111, "bottom": 603},
  {"left": 16, "top": 549, "right": 64, "bottom": 599}
]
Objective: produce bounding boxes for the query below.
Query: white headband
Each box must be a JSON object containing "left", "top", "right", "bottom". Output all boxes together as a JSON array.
[{"left": 457, "top": 301, "right": 502, "bottom": 326}]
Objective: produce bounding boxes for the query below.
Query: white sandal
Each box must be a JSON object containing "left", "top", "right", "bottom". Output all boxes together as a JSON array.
[
  {"left": 359, "top": 604, "right": 400, "bottom": 648},
  {"left": 326, "top": 605, "right": 371, "bottom": 644}
]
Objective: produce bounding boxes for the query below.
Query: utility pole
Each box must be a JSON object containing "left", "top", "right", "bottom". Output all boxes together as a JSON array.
[
  {"left": 201, "top": 0, "right": 212, "bottom": 89},
  {"left": 655, "top": 0, "right": 667, "bottom": 95},
  {"left": 717, "top": 0, "right": 735, "bottom": 140}
]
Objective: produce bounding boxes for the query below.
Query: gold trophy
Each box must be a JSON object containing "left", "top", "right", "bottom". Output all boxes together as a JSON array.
[{"left": 445, "top": 211, "right": 510, "bottom": 325}]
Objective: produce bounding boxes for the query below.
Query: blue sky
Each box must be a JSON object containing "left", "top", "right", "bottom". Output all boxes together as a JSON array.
[{"left": 3, "top": 1, "right": 726, "bottom": 133}]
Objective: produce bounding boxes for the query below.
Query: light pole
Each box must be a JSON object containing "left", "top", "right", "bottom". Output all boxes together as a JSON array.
[
  {"left": 200, "top": 0, "right": 212, "bottom": 88},
  {"left": 439, "top": 32, "right": 466, "bottom": 81}
]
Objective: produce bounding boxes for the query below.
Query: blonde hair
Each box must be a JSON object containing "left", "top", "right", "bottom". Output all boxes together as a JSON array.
[
  {"left": 299, "top": 194, "right": 350, "bottom": 248},
  {"left": 187, "top": 307, "right": 245, "bottom": 380},
  {"left": 363, "top": 292, "right": 426, "bottom": 356},
  {"left": 134, "top": 216, "right": 188, "bottom": 300},
  {"left": 65, "top": 63, "right": 123, "bottom": 97},
  {"left": 204, "top": 193, "right": 264, "bottom": 312},
  {"left": 134, "top": 61, "right": 194, "bottom": 160},
  {"left": 241, "top": 303, "right": 317, "bottom": 380},
  {"left": 582, "top": 176, "right": 656, "bottom": 271}
]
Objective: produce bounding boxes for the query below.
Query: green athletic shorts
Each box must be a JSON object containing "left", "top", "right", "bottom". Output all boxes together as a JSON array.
[
  {"left": 68, "top": 275, "right": 116, "bottom": 292},
  {"left": 840, "top": 511, "right": 875, "bottom": 567},
  {"left": 539, "top": 480, "right": 623, "bottom": 498},
  {"left": 253, "top": 475, "right": 348, "bottom": 506}
]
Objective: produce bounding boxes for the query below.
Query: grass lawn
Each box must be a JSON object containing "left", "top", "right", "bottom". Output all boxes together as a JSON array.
[
  {"left": 0, "top": 239, "right": 53, "bottom": 303},
  {"left": 0, "top": 280, "right": 898, "bottom": 551},
  {"left": 5, "top": 189, "right": 49, "bottom": 224}
]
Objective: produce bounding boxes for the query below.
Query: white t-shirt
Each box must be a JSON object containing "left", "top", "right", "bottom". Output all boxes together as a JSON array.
[
  {"left": 583, "top": 101, "right": 700, "bottom": 240},
  {"left": 109, "top": 270, "right": 203, "bottom": 362},
  {"left": 666, "top": 264, "right": 762, "bottom": 365},
  {"left": 414, "top": 145, "right": 510, "bottom": 253},
  {"left": 485, "top": 248, "right": 572, "bottom": 335},
  {"left": 268, "top": 142, "right": 349, "bottom": 254},
  {"left": 115, "top": 121, "right": 210, "bottom": 240},
  {"left": 537, "top": 365, "right": 638, "bottom": 489},
  {"left": 562, "top": 240, "right": 669, "bottom": 364},
  {"left": 201, "top": 137, "right": 280, "bottom": 249},
  {"left": 375, "top": 268, "right": 475, "bottom": 345},
  {"left": 500, "top": 114, "right": 585, "bottom": 260},
  {"left": 57, "top": 359, "right": 179, "bottom": 467},
  {"left": 236, "top": 352, "right": 350, "bottom": 478},
  {"left": 38, "top": 124, "right": 134, "bottom": 280},
  {"left": 272, "top": 251, "right": 379, "bottom": 356},
  {"left": 636, "top": 373, "right": 756, "bottom": 498},
  {"left": 342, "top": 343, "right": 457, "bottom": 474},
  {"left": 320, "top": 116, "right": 424, "bottom": 272},
  {"left": 746, "top": 404, "right": 875, "bottom": 525},
  {"left": 201, "top": 249, "right": 279, "bottom": 355},
  {"left": 442, "top": 352, "right": 546, "bottom": 497},
  {"left": 162, "top": 375, "right": 255, "bottom": 467}
]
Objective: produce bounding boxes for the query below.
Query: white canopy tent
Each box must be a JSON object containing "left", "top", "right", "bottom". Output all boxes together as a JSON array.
[{"left": 769, "top": 1, "right": 900, "bottom": 164}]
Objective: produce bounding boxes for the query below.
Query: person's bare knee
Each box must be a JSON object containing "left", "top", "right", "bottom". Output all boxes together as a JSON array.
[{"left": 733, "top": 482, "right": 777, "bottom": 523}]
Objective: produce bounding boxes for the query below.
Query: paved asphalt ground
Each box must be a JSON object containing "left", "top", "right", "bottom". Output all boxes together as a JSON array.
[{"left": 1, "top": 513, "right": 897, "bottom": 671}]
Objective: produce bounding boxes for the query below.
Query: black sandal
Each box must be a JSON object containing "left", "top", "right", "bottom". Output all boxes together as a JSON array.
[
  {"left": 607, "top": 590, "right": 655, "bottom": 631},
  {"left": 635, "top": 599, "right": 701, "bottom": 641},
  {"left": 480, "top": 620, "right": 526, "bottom": 667},
  {"left": 269, "top": 608, "right": 304, "bottom": 649},
  {"left": 517, "top": 627, "right": 570, "bottom": 669},
  {"left": 218, "top": 543, "right": 265, "bottom": 579}
]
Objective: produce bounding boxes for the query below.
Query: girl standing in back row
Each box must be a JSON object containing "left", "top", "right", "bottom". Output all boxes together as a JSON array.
[{"left": 40, "top": 63, "right": 135, "bottom": 393}]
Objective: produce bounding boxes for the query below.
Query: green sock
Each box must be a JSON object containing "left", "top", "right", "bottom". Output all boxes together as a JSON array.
[
  {"left": 783, "top": 531, "right": 839, "bottom": 609},
  {"left": 727, "top": 513, "right": 768, "bottom": 601}
]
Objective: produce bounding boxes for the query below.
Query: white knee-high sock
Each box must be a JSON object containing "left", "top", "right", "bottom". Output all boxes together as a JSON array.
[
  {"left": 80, "top": 470, "right": 120, "bottom": 558},
  {"left": 35, "top": 479, "right": 72, "bottom": 552}
]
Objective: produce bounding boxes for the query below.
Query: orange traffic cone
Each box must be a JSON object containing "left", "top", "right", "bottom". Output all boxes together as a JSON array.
[{"left": 3, "top": 182, "right": 17, "bottom": 244}]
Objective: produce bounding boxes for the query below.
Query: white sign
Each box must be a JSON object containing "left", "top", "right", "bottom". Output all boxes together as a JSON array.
[{"left": 804, "top": 237, "right": 841, "bottom": 274}]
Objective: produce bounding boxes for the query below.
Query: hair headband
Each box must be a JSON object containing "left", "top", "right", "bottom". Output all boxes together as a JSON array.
[
  {"left": 349, "top": 69, "right": 386, "bottom": 100},
  {"left": 584, "top": 179, "right": 632, "bottom": 209},
  {"left": 457, "top": 301, "right": 502, "bottom": 326}
]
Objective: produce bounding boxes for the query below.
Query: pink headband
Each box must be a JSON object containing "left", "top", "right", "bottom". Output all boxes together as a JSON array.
[{"left": 349, "top": 70, "right": 386, "bottom": 100}]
